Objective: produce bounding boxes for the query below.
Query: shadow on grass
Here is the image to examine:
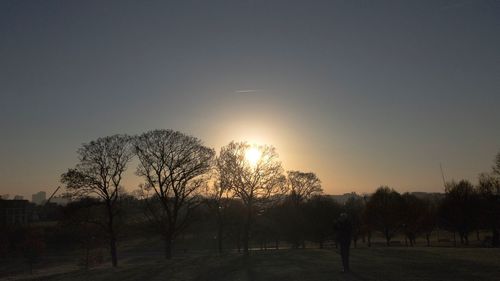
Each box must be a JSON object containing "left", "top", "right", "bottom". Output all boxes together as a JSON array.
[{"left": 10, "top": 247, "right": 500, "bottom": 281}]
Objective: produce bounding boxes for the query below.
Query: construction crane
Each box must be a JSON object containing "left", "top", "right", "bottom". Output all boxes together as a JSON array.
[
  {"left": 44, "top": 186, "right": 61, "bottom": 206},
  {"left": 37, "top": 186, "right": 62, "bottom": 222}
]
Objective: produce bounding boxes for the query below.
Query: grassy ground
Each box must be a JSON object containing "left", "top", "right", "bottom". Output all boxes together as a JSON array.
[{"left": 3, "top": 246, "right": 500, "bottom": 281}]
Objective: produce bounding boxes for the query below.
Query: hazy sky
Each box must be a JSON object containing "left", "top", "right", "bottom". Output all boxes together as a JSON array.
[{"left": 1, "top": 0, "right": 499, "bottom": 198}]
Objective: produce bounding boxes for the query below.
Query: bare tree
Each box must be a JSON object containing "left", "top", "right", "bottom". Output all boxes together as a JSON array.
[
  {"left": 364, "top": 186, "right": 404, "bottom": 246},
  {"left": 276, "top": 171, "right": 322, "bottom": 248},
  {"left": 439, "top": 180, "right": 480, "bottom": 246},
  {"left": 61, "top": 134, "right": 133, "bottom": 267},
  {"left": 305, "top": 195, "right": 341, "bottom": 248},
  {"left": 204, "top": 173, "right": 233, "bottom": 254},
  {"left": 286, "top": 170, "right": 322, "bottom": 206},
  {"left": 401, "top": 193, "right": 429, "bottom": 247},
  {"left": 477, "top": 153, "right": 500, "bottom": 247},
  {"left": 217, "top": 141, "right": 286, "bottom": 256},
  {"left": 343, "top": 196, "right": 365, "bottom": 248},
  {"left": 134, "top": 129, "right": 214, "bottom": 259},
  {"left": 493, "top": 151, "right": 500, "bottom": 177}
]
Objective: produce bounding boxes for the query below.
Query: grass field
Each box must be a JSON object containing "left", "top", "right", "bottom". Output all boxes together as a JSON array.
[{"left": 3, "top": 246, "right": 500, "bottom": 281}]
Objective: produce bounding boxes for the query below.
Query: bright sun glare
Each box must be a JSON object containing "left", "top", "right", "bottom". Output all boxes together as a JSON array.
[{"left": 245, "top": 146, "right": 261, "bottom": 166}]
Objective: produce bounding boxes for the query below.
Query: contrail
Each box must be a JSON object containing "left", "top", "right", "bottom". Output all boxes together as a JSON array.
[{"left": 235, "top": 89, "right": 259, "bottom": 94}]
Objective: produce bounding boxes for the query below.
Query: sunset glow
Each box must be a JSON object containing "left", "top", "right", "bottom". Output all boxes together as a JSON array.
[
  {"left": 1, "top": 1, "right": 498, "bottom": 198},
  {"left": 1, "top": 2, "right": 499, "bottom": 279},
  {"left": 245, "top": 146, "right": 261, "bottom": 167}
]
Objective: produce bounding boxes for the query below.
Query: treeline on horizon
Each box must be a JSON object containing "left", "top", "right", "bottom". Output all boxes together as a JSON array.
[{"left": 1, "top": 129, "right": 499, "bottom": 271}]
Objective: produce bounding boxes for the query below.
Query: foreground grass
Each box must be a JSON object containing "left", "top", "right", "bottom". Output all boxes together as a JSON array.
[{"left": 4, "top": 247, "right": 500, "bottom": 281}]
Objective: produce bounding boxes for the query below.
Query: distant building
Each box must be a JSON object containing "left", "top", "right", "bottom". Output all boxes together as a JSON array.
[
  {"left": 50, "top": 196, "right": 69, "bottom": 206},
  {"left": 0, "top": 200, "right": 35, "bottom": 224},
  {"left": 410, "top": 192, "right": 444, "bottom": 202},
  {"left": 32, "top": 191, "right": 47, "bottom": 205},
  {"left": 0, "top": 194, "right": 10, "bottom": 200},
  {"left": 329, "top": 192, "right": 363, "bottom": 204},
  {"left": 13, "top": 195, "right": 24, "bottom": 200}
]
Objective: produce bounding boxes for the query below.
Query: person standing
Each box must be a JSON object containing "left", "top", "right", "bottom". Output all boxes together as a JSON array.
[{"left": 335, "top": 213, "right": 352, "bottom": 272}]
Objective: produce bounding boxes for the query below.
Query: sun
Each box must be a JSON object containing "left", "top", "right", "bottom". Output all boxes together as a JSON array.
[{"left": 245, "top": 146, "right": 261, "bottom": 166}]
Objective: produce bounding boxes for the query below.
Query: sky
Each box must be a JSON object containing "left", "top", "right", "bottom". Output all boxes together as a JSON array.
[{"left": 1, "top": 0, "right": 499, "bottom": 199}]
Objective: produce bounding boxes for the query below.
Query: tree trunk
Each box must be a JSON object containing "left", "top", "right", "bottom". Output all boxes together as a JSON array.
[
  {"left": 110, "top": 236, "right": 118, "bottom": 267},
  {"left": 426, "top": 233, "right": 430, "bottom": 247},
  {"left": 85, "top": 238, "right": 90, "bottom": 270},
  {"left": 217, "top": 223, "right": 223, "bottom": 255},
  {"left": 237, "top": 232, "right": 241, "bottom": 253},
  {"left": 243, "top": 219, "right": 250, "bottom": 256},
  {"left": 243, "top": 226, "right": 249, "bottom": 256},
  {"left": 243, "top": 205, "right": 252, "bottom": 256},
  {"left": 164, "top": 233, "right": 173, "bottom": 259},
  {"left": 107, "top": 204, "right": 118, "bottom": 267},
  {"left": 492, "top": 228, "right": 499, "bottom": 247}
]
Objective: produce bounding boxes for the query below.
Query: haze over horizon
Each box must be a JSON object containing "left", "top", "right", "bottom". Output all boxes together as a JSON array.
[{"left": 1, "top": 0, "right": 499, "bottom": 199}]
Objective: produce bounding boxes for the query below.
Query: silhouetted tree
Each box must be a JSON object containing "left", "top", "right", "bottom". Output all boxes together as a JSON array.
[
  {"left": 274, "top": 198, "right": 307, "bottom": 248},
  {"left": 360, "top": 194, "right": 373, "bottom": 246},
  {"left": 60, "top": 198, "right": 107, "bottom": 269},
  {"left": 304, "top": 195, "right": 341, "bottom": 248},
  {"left": 261, "top": 203, "right": 285, "bottom": 249},
  {"left": 278, "top": 171, "right": 322, "bottom": 248},
  {"left": 419, "top": 199, "right": 438, "bottom": 247},
  {"left": 61, "top": 134, "right": 133, "bottom": 267},
  {"left": 286, "top": 171, "right": 322, "bottom": 206},
  {"left": 401, "top": 193, "right": 428, "bottom": 246},
  {"left": 217, "top": 142, "right": 286, "bottom": 256},
  {"left": 253, "top": 208, "right": 278, "bottom": 250},
  {"left": 223, "top": 199, "right": 246, "bottom": 252},
  {"left": 486, "top": 151, "right": 500, "bottom": 246},
  {"left": 439, "top": 180, "right": 480, "bottom": 245},
  {"left": 477, "top": 172, "right": 500, "bottom": 247},
  {"left": 21, "top": 228, "right": 45, "bottom": 274},
  {"left": 134, "top": 129, "right": 214, "bottom": 259},
  {"left": 204, "top": 174, "right": 233, "bottom": 254},
  {"left": 343, "top": 196, "right": 365, "bottom": 248},
  {"left": 365, "top": 186, "right": 404, "bottom": 246},
  {"left": 0, "top": 226, "right": 8, "bottom": 258},
  {"left": 493, "top": 151, "right": 500, "bottom": 177}
]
